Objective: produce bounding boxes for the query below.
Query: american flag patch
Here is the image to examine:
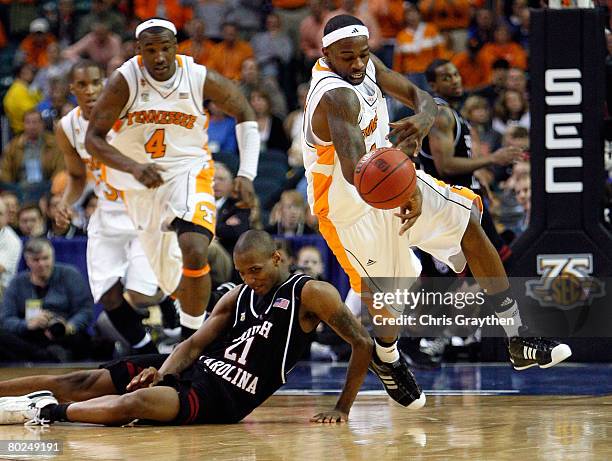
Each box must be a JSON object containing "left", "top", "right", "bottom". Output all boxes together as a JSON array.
[
  {"left": 273, "top": 298, "right": 290, "bottom": 310},
  {"left": 179, "top": 92, "right": 189, "bottom": 99}
]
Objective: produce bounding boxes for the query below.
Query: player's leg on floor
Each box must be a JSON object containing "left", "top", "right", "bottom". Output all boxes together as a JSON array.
[
  {"left": 174, "top": 228, "right": 212, "bottom": 339},
  {"left": 102, "top": 281, "right": 158, "bottom": 355},
  {"left": 0, "top": 369, "right": 116, "bottom": 402},
  {"left": 461, "top": 215, "right": 572, "bottom": 369}
]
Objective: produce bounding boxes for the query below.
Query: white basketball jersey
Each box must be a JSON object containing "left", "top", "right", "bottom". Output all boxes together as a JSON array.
[
  {"left": 302, "top": 58, "right": 391, "bottom": 227},
  {"left": 60, "top": 107, "right": 125, "bottom": 212},
  {"left": 107, "top": 54, "right": 210, "bottom": 190}
]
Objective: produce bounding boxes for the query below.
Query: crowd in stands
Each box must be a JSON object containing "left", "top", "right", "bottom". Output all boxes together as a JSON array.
[{"left": 0, "top": 0, "right": 610, "bottom": 364}]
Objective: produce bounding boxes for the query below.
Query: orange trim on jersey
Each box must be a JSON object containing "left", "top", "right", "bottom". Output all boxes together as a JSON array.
[
  {"left": 195, "top": 166, "right": 214, "bottom": 194},
  {"left": 176, "top": 55, "right": 183, "bottom": 67},
  {"left": 182, "top": 264, "right": 210, "bottom": 278},
  {"left": 137, "top": 55, "right": 143, "bottom": 67},
  {"left": 76, "top": 107, "right": 81, "bottom": 117},
  {"left": 319, "top": 217, "right": 362, "bottom": 293},
  {"left": 112, "top": 119, "right": 123, "bottom": 132},
  {"left": 311, "top": 172, "right": 332, "bottom": 217},
  {"left": 314, "top": 60, "right": 330, "bottom": 72},
  {"left": 315, "top": 145, "right": 335, "bottom": 165},
  {"left": 434, "top": 178, "right": 484, "bottom": 213}
]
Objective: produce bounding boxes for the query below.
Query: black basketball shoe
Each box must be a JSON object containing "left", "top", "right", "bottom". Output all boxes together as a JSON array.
[
  {"left": 508, "top": 335, "right": 572, "bottom": 370},
  {"left": 370, "top": 352, "right": 426, "bottom": 409}
]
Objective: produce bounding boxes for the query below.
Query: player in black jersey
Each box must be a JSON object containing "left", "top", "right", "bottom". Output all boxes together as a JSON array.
[
  {"left": 0, "top": 231, "right": 373, "bottom": 425},
  {"left": 419, "top": 59, "right": 523, "bottom": 265}
]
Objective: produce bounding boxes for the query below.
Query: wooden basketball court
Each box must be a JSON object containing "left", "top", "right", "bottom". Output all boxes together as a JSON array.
[{"left": 0, "top": 364, "right": 610, "bottom": 460}]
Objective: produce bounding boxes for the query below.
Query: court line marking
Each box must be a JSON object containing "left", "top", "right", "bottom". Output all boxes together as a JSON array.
[{"left": 277, "top": 389, "right": 520, "bottom": 395}]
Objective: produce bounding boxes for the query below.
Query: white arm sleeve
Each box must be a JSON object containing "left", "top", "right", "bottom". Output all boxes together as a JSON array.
[{"left": 235, "top": 121, "right": 260, "bottom": 180}]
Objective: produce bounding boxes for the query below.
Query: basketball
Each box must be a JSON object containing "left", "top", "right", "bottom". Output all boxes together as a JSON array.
[{"left": 354, "top": 147, "right": 418, "bottom": 209}]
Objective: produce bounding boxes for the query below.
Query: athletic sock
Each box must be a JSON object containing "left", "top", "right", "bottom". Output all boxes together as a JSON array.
[
  {"left": 179, "top": 311, "right": 205, "bottom": 339},
  {"left": 484, "top": 288, "right": 522, "bottom": 337},
  {"left": 106, "top": 299, "right": 149, "bottom": 346},
  {"left": 375, "top": 338, "right": 400, "bottom": 363},
  {"left": 40, "top": 403, "right": 70, "bottom": 423}
]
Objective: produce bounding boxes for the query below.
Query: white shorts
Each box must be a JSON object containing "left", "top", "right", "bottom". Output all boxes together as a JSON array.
[
  {"left": 122, "top": 161, "right": 216, "bottom": 295},
  {"left": 319, "top": 171, "right": 483, "bottom": 310},
  {"left": 86, "top": 207, "right": 159, "bottom": 303}
]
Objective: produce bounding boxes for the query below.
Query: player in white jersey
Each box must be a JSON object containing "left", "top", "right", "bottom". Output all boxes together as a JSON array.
[
  {"left": 303, "top": 15, "right": 571, "bottom": 408},
  {"left": 55, "top": 60, "right": 179, "bottom": 354},
  {"left": 85, "top": 19, "right": 260, "bottom": 339}
]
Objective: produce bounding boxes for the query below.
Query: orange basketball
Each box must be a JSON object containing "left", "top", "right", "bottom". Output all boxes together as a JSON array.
[{"left": 354, "top": 147, "right": 417, "bottom": 209}]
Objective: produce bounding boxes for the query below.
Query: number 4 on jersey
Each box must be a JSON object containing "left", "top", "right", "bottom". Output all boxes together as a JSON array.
[{"left": 145, "top": 129, "right": 166, "bottom": 159}]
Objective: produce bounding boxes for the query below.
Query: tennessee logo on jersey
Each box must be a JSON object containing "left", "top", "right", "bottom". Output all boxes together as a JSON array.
[
  {"left": 362, "top": 114, "right": 378, "bottom": 138},
  {"left": 125, "top": 110, "right": 197, "bottom": 129}
]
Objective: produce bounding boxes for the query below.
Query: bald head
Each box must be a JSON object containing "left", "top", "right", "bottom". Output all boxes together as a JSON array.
[{"left": 234, "top": 230, "right": 276, "bottom": 259}]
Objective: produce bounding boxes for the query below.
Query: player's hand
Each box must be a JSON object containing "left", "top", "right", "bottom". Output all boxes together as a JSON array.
[
  {"left": 54, "top": 201, "right": 72, "bottom": 229},
  {"left": 126, "top": 367, "right": 162, "bottom": 391},
  {"left": 233, "top": 176, "right": 255, "bottom": 209},
  {"left": 387, "top": 113, "right": 433, "bottom": 157},
  {"left": 310, "top": 409, "right": 348, "bottom": 423},
  {"left": 491, "top": 146, "right": 523, "bottom": 166},
  {"left": 396, "top": 186, "right": 422, "bottom": 236},
  {"left": 130, "top": 163, "right": 166, "bottom": 188}
]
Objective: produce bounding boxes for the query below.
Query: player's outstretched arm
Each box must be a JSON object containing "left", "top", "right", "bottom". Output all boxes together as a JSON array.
[
  {"left": 429, "top": 106, "right": 495, "bottom": 176},
  {"left": 301, "top": 280, "right": 373, "bottom": 422},
  {"left": 370, "top": 54, "right": 437, "bottom": 155},
  {"left": 314, "top": 87, "right": 367, "bottom": 185},
  {"left": 128, "top": 286, "right": 241, "bottom": 391},
  {"left": 203, "top": 70, "right": 259, "bottom": 208},
  {"left": 85, "top": 72, "right": 164, "bottom": 188},
  {"left": 55, "top": 123, "right": 87, "bottom": 228}
]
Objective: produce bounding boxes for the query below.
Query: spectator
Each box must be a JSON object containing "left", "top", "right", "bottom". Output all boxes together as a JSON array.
[
  {"left": 31, "top": 42, "right": 73, "bottom": 98},
  {"left": 0, "top": 110, "right": 64, "bottom": 200},
  {"left": 191, "top": 0, "right": 227, "bottom": 40},
  {"left": 250, "top": 88, "right": 291, "bottom": 155},
  {"left": 452, "top": 38, "right": 491, "bottom": 91},
  {"left": 0, "top": 238, "right": 93, "bottom": 362},
  {"left": 418, "top": 0, "right": 471, "bottom": 52},
  {"left": 296, "top": 245, "right": 325, "bottom": 279},
  {"left": 461, "top": 95, "right": 501, "bottom": 156},
  {"left": 44, "top": 193, "right": 85, "bottom": 239},
  {"left": 474, "top": 58, "right": 510, "bottom": 108},
  {"left": 208, "top": 22, "right": 254, "bottom": 81},
  {"left": 285, "top": 82, "right": 309, "bottom": 169},
  {"left": 505, "top": 67, "right": 528, "bottom": 98},
  {"left": 369, "top": 0, "right": 405, "bottom": 68},
  {"left": 512, "top": 165, "right": 531, "bottom": 232},
  {"left": 240, "top": 58, "right": 288, "bottom": 118},
  {"left": 394, "top": 3, "right": 446, "bottom": 90},
  {"left": 0, "top": 200, "right": 22, "bottom": 302},
  {"left": 0, "top": 192, "right": 20, "bottom": 233},
  {"left": 251, "top": 12, "right": 294, "bottom": 79},
  {"left": 81, "top": 191, "right": 98, "bottom": 234},
  {"left": 178, "top": 18, "right": 215, "bottom": 66},
  {"left": 299, "top": 0, "right": 329, "bottom": 67},
  {"left": 468, "top": 8, "right": 495, "bottom": 49},
  {"left": 63, "top": 22, "right": 122, "bottom": 68},
  {"left": 214, "top": 163, "right": 251, "bottom": 255},
  {"left": 224, "top": 0, "right": 267, "bottom": 39},
  {"left": 323, "top": 0, "right": 382, "bottom": 51},
  {"left": 272, "top": 0, "right": 310, "bottom": 53},
  {"left": 480, "top": 22, "right": 527, "bottom": 73},
  {"left": 17, "top": 18, "right": 57, "bottom": 69},
  {"left": 508, "top": 0, "right": 530, "bottom": 50},
  {"left": 77, "top": 0, "right": 126, "bottom": 40},
  {"left": 274, "top": 238, "right": 295, "bottom": 274},
  {"left": 208, "top": 102, "right": 238, "bottom": 158},
  {"left": 37, "top": 78, "right": 72, "bottom": 131},
  {"left": 17, "top": 204, "right": 46, "bottom": 238},
  {"left": 52, "top": 0, "right": 81, "bottom": 47},
  {"left": 492, "top": 89, "right": 530, "bottom": 136},
  {"left": 266, "top": 189, "right": 317, "bottom": 236},
  {"left": 3, "top": 63, "right": 43, "bottom": 135}
]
